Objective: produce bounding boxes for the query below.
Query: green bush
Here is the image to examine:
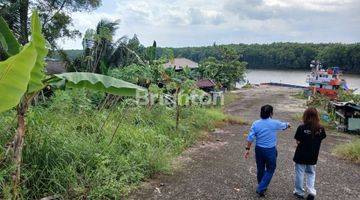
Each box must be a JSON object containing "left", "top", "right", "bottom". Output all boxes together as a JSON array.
[{"left": 0, "top": 89, "right": 226, "bottom": 199}]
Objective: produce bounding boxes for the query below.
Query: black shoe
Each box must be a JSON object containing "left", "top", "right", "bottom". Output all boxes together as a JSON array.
[
  {"left": 256, "top": 190, "right": 266, "bottom": 198},
  {"left": 293, "top": 193, "right": 305, "bottom": 199},
  {"left": 306, "top": 194, "right": 315, "bottom": 200}
]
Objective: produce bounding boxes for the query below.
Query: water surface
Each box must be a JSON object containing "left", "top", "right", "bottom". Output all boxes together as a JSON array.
[{"left": 245, "top": 69, "right": 360, "bottom": 93}]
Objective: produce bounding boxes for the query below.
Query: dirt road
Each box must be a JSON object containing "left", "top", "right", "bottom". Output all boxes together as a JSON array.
[{"left": 130, "top": 86, "right": 360, "bottom": 200}]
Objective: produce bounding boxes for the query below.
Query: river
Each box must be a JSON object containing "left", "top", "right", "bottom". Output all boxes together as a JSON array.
[{"left": 243, "top": 69, "right": 360, "bottom": 93}]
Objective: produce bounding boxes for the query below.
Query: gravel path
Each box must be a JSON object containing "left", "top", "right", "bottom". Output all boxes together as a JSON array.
[{"left": 129, "top": 86, "right": 360, "bottom": 200}]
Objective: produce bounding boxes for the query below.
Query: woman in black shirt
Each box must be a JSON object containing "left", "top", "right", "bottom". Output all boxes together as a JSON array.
[{"left": 293, "top": 108, "right": 326, "bottom": 200}]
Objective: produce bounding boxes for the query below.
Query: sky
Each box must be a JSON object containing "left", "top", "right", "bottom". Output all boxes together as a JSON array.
[{"left": 58, "top": 0, "right": 360, "bottom": 49}]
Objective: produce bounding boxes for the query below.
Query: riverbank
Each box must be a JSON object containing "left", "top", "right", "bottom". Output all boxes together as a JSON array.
[{"left": 130, "top": 86, "right": 360, "bottom": 200}]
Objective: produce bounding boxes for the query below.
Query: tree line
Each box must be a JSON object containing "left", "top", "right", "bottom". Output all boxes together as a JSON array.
[{"left": 157, "top": 43, "right": 360, "bottom": 74}]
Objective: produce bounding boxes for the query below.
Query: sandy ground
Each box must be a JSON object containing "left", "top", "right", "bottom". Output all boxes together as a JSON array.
[{"left": 129, "top": 86, "right": 360, "bottom": 200}]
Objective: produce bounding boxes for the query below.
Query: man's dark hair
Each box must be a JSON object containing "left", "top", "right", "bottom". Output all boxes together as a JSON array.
[{"left": 260, "top": 105, "right": 273, "bottom": 119}]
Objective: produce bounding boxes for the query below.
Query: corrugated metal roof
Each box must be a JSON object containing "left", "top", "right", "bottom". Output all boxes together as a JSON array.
[
  {"left": 346, "top": 104, "right": 360, "bottom": 111},
  {"left": 196, "top": 79, "right": 216, "bottom": 88},
  {"left": 163, "top": 58, "right": 198, "bottom": 70},
  {"left": 331, "top": 101, "right": 360, "bottom": 111},
  {"left": 45, "top": 60, "right": 66, "bottom": 75}
]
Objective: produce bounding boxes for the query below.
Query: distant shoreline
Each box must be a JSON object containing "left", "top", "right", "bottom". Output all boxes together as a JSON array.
[{"left": 246, "top": 67, "right": 360, "bottom": 75}]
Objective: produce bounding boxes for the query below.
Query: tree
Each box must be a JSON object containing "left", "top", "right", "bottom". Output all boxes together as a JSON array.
[
  {"left": 145, "top": 40, "right": 157, "bottom": 64},
  {"left": 108, "top": 64, "right": 153, "bottom": 87},
  {"left": 165, "top": 76, "right": 197, "bottom": 129},
  {"left": 84, "top": 19, "right": 119, "bottom": 73},
  {"left": 160, "top": 43, "right": 359, "bottom": 73},
  {"left": 198, "top": 46, "right": 247, "bottom": 89},
  {"left": 0, "top": 12, "right": 145, "bottom": 198},
  {"left": 74, "top": 22, "right": 147, "bottom": 73},
  {"left": 317, "top": 44, "right": 347, "bottom": 69},
  {"left": 0, "top": 0, "right": 101, "bottom": 49},
  {"left": 71, "top": 20, "right": 147, "bottom": 73}
]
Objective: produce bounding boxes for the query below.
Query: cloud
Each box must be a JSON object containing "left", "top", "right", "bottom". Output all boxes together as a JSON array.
[
  {"left": 187, "top": 8, "right": 226, "bottom": 25},
  {"left": 59, "top": 0, "right": 360, "bottom": 49}
]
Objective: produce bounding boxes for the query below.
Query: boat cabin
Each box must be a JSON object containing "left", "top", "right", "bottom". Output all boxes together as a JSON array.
[{"left": 307, "top": 61, "right": 347, "bottom": 98}]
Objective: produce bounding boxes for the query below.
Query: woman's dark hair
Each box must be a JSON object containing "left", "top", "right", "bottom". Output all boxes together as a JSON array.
[
  {"left": 260, "top": 105, "right": 273, "bottom": 119},
  {"left": 303, "top": 107, "right": 321, "bottom": 135}
]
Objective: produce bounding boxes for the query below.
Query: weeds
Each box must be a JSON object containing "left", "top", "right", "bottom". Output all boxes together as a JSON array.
[{"left": 0, "top": 89, "right": 226, "bottom": 199}]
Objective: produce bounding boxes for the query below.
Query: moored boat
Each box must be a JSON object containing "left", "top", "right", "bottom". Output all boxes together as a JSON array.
[{"left": 306, "top": 60, "right": 349, "bottom": 98}]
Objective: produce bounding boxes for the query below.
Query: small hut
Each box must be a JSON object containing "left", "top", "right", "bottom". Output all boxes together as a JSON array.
[
  {"left": 45, "top": 59, "right": 66, "bottom": 75},
  {"left": 163, "top": 58, "right": 198, "bottom": 71},
  {"left": 329, "top": 102, "right": 360, "bottom": 132},
  {"left": 196, "top": 79, "right": 216, "bottom": 92}
]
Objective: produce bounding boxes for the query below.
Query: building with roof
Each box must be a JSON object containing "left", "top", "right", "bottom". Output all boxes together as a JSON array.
[
  {"left": 196, "top": 79, "right": 216, "bottom": 92},
  {"left": 45, "top": 59, "right": 66, "bottom": 75},
  {"left": 329, "top": 101, "right": 360, "bottom": 132},
  {"left": 163, "top": 58, "right": 198, "bottom": 71}
]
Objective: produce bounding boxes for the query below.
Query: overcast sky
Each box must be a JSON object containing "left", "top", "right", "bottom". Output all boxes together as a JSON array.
[{"left": 58, "top": 0, "right": 360, "bottom": 49}]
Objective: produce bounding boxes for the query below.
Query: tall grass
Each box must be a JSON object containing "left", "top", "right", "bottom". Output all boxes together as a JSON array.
[
  {"left": 333, "top": 139, "right": 360, "bottom": 164},
  {"left": 0, "top": 89, "right": 227, "bottom": 199}
]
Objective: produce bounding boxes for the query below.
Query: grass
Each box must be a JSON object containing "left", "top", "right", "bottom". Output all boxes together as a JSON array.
[
  {"left": 0, "top": 89, "right": 228, "bottom": 199},
  {"left": 333, "top": 139, "right": 360, "bottom": 164}
]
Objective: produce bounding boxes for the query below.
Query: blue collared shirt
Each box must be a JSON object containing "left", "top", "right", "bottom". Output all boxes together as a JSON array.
[{"left": 247, "top": 118, "right": 289, "bottom": 148}]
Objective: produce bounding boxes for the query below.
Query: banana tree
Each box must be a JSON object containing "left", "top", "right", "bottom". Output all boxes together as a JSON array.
[
  {"left": 0, "top": 11, "right": 146, "bottom": 198},
  {"left": 165, "top": 78, "right": 198, "bottom": 129}
]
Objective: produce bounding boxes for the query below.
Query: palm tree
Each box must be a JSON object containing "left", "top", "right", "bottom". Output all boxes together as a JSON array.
[{"left": 81, "top": 20, "right": 146, "bottom": 74}]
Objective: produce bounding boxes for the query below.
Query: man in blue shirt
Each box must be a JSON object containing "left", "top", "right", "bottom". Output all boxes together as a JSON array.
[{"left": 244, "top": 105, "right": 290, "bottom": 197}]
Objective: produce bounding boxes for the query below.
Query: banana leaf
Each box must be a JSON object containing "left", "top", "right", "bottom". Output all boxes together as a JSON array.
[
  {"left": 0, "top": 16, "right": 20, "bottom": 56},
  {"left": 53, "top": 72, "right": 147, "bottom": 96},
  {"left": 0, "top": 43, "right": 37, "bottom": 112},
  {"left": 27, "top": 10, "right": 48, "bottom": 93}
]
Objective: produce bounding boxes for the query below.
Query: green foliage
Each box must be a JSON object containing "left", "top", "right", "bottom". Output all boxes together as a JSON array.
[
  {"left": 0, "top": 43, "right": 37, "bottom": 112},
  {"left": 0, "top": 11, "right": 50, "bottom": 112},
  {"left": 53, "top": 72, "right": 146, "bottom": 96},
  {"left": 81, "top": 19, "right": 120, "bottom": 73},
  {"left": 0, "top": 90, "right": 226, "bottom": 199},
  {"left": 145, "top": 40, "right": 157, "bottom": 63},
  {"left": 308, "top": 90, "right": 360, "bottom": 110},
  {"left": 337, "top": 90, "right": 360, "bottom": 104},
  {"left": 178, "top": 79, "right": 197, "bottom": 106},
  {"left": 198, "top": 46, "right": 247, "bottom": 89},
  {"left": 76, "top": 19, "right": 146, "bottom": 73},
  {"left": 161, "top": 48, "right": 174, "bottom": 61},
  {"left": 109, "top": 64, "right": 153, "bottom": 86},
  {"left": 306, "top": 93, "right": 330, "bottom": 109},
  {"left": 27, "top": 11, "right": 49, "bottom": 93},
  {"left": 148, "top": 83, "right": 163, "bottom": 94},
  {"left": 0, "top": 16, "right": 20, "bottom": 57},
  {"left": 334, "top": 139, "right": 360, "bottom": 163},
  {"left": 0, "top": 0, "right": 101, "bottom": 48},
  {"left": 157, "top": 43, "right": 360, "bottom": 74}
]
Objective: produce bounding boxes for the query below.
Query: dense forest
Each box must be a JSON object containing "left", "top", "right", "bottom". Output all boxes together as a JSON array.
[
  {"left": 160, "top": 43, "right": 360, "bottom": 74},
  {"left": 63, "top": 42, "right": 360, "bottom": 74}
]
